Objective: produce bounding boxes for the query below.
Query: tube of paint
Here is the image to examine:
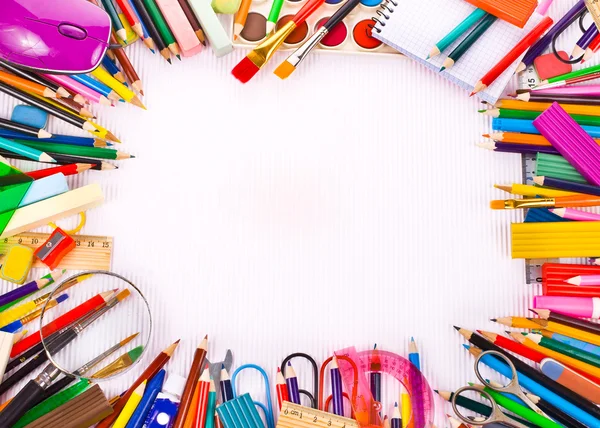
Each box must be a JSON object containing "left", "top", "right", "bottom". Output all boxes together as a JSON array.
[{"left": 143, "top": 374, "right": 186, "bottom": 428}]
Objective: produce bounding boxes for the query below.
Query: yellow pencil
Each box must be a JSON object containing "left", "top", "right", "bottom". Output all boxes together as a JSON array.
[
  {"left": 112, "top": 380, "right": 146, "bottom": 428},
  {"left": 531, "top": 319, "right": 600, "bottom": 348},
  {"left": 494, "top": 184, "right": 583, "bottom": 198},
  {"left": 90, "top": 67, "right": 145, "bottom": 109},
  {"left": 400, "top": 384, "right": 411, "bottom": 428}
]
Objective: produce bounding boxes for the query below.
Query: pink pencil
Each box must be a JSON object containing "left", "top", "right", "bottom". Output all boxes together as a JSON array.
[
  {"left": 532, "top": 85, "right": 600, "bottom": 97},
  {"left": 154, "top": 0, "right": 202, "bottom": 57},
  {"left": 551, "top": 208, "right": 600, "bottom": 221},
  {"left": 566, "top": 275, "right": 600, "bottom": 286},
  {"left": 41, "top": 74, "right": 110, "bottom": 106}
]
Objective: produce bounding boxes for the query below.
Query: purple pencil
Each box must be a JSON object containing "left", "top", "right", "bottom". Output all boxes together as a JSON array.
[
  {"left": 285, "top": 362, "right": 301, "bottom": 404},
  {"left": 478, "top": 141, "right": 560, "bottom": 155},
  {"left": 0, "top": 269, "right": 65, "bottom": 308},
  {"left": 573, "top": 24, "right": 599, "bottom": 59},
  {"left": 331, "top": 357, "right": 344, "bottom": 416},
  {"left": 516, "top": 93, "right": 600, "bottom": 106},
  {"left": 534, "top": 102, "right": 600, "bottom": 185},
  {"left": 517, "top": 0, "right": 586, "bottom": 72}
]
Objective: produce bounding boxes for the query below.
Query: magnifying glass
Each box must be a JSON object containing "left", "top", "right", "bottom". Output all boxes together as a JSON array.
[{"left": 0, "top": 271, "right": 152, "bottom": 427}]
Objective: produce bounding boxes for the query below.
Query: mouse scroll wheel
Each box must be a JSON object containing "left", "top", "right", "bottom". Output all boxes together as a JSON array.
[{"left": 58, "top": 24, "right": 87, "bottom": 40}]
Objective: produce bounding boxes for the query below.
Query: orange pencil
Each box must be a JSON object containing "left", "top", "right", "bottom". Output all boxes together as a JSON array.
[
  {"left": 233, "top": 0, "right": 252, "bottom": 39},
  {"left": 0, "top": 70, "right": 56, "bottom": 98},
  {"left": 472, "top": 16, "right": 553, "bottom": 95}
]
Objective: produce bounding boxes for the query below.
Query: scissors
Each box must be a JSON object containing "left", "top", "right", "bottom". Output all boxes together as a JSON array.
[{"left": 451, "top": 350, "right": 550, "bottom": 427}]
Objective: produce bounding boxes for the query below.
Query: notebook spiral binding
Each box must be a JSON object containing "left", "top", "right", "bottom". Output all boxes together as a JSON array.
[{"left": 370, "top": 0, "right": 397, "bottom": 33}]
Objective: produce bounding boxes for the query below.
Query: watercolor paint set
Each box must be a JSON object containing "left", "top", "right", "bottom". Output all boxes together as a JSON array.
[{"left": 230, "top": 0, "right": 400, "bottom": 54}]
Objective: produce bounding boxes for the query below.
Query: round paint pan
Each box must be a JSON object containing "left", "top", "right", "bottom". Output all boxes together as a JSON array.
[
  {"left": 239, "top": 12, "right": 268, "bottom": 43},
  {"left": 352, "top": 19, "right": 382, "bottom": 51},
  {"left": 324, "top": 0, "right": 346, "bottom": 6},
  {"left": 315, "top": 17, "right": 349, "bottom": 49},
  {"left": 359, "top": 0, "right": 382, "bottom": 7},
  {"left": 276, "top": 15, "right": 310, "bottom": 46}
]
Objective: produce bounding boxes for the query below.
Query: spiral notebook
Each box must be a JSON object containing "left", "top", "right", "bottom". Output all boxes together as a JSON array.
[{"left": 372, "top": 0, "right": 543, "bottom": 104}]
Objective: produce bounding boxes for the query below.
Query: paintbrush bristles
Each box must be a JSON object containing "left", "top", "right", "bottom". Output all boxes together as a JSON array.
[{"left": 273, "top": 61, "right": 296, "bottom": 80}]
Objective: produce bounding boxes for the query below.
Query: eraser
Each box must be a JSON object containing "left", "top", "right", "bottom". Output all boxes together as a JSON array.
[
  {"left": 11, "top": 106, "right": 48, "bottom": 129},
  {"left": 34, "top": 227, "right": 76, "bottom": 270},
  {"left": 0, "top": 244, "right": 34, "bottom": 284},
  {"left": 188, "top": 0, "right": 233, "bottom": 57},
  {"left": 534, "top": 51, "right": 572, "bottom": 81}
]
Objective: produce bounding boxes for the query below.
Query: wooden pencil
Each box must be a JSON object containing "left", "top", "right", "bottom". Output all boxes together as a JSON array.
[
  {"left": 0, "top": 60, "right": 70, "bottom": 98},
  {"left": 0, "top": 70, "right": 56, "bottom": 98},
  {"left": 143, "top": 0, "right": 182, "bottom": 59},
  {"left": 441, "top": 14, "right": 497, "bottom": 71},
  {"left": 132, "top": 0, "right": 172, "bottom": 63},
  {"left": 0, "top": 118, "right": 51, "bottom": 139},
  {"left": 14, "top": 141, "right": 133, "bottom": 160},
  {"left": 110, "top": 33, "right": 145, "bottom": 95},
  {"left": 173, "top": 335, "right": 208, "bottom": 428},
  {"left": 0, "top": 149, "right": 116, "bottom": 171},
  {"left": 177, "top": 0, "right": 207, "bottom": 45},
  {"left": 26, "top": 163, "right": 94, "bottom": 180}
]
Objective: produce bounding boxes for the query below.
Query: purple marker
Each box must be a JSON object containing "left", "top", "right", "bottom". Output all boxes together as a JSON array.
[
  {"left": 331, "top": 357, "right": 344, "bottom": 416},
  {"left": 285, "top": 362, "right": 301, "bottom": 404}
]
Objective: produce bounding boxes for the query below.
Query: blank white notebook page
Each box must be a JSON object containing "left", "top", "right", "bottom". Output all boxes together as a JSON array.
[{"left": 373, "top": 0, "right": 542, "bottom": 103}]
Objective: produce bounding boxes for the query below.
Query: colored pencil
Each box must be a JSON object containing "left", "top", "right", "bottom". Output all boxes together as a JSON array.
[
  {"left": 0, "top": 291, "right": 68, "bottom": 330},
  {"left": 90, "top": 67, "right": 145, "bottom": 109},
  {"left": 0, "top": 71, "right": 56, "bottom": 98},
  {"left": 205, "top": 379, "right": 217, "bottom": 428},
  {"left": 266, "top": 0, "right": 286, "bottom": 34},
  {"left": 539, "top": 71, "right": 600, "bottom": 90},
  {"left": 102, "top": 0, "right": 128, "bottom": 41},
  {"left": 484, "top": 108, "right": 600, "bottom": 125},
  {"left": 113, "top": 381, "right": 147, "bottom": 428},
  {"left": 9, "top": 290, "right": 114, "bottom": 358},
  {"left": 0, "top": 60, "right": 70, "bottom": 98},
  {"left": 234, "top": 0, "right": 253, "bottom": 39},
  {"left": 69, "top": 73, "right": 121, "bottom": 102},
  {"left": 478, "top": 141, "right": 559, "bottom": 155},
  {"left": 551, "top": 207, "right": 600, "bottom": 221},
  {"left": 495, "top": 99, "right": 600, "bottom": 116},
  {"left": 0, "top": 118, "right": 51, "bottom": 139},
  {"left": 538, "top": 63, "right": 600, "bottom": 87},
  {"left": 109, "top": 32, "right": 145, "bottom": 94},
  {"left": 478, "top": 330, "right": 547, "bottom": 363},
  {"left": 285, "top": 362, "right": 301, "bottom": 404},
  {"left": 535, "top": 176, "right": 600, "bottom": 197},
  {"left": 583, "top": 33, "right": 600, "bottom": 62},
  {"left": 331, "top": 357, "right": 344, "bottom": 416},
  {"left": 275, "top": 368, "right": 288, "bottom": 410},
  {"left": 0, "top": 129, "right": 107, "bottom": 147},
  {"left": 54, "top": 97, "right": 95, "bottom": 119},
  {"left": 456, "top": 327, "right": 600, "bottom": 424},
  {"left": 13, "top": 140, "right": 132, "bottom": 160},
  {"left": 566, "top": 274, "right": 600, "bottom": 285},
  {"left": 400, "top": 385, "right": 410, "bottom": 428},
  {"left": 516, "top": 93, "right": 600, "bottom": 105},
  {"left": 97, "top": 340, "right": 181, "bottom": 428},
  {"left": 232, "top": 0, "right": 326, "bottom": 83},
  {"left": 428, "top": 9, "right": 487, "bottom": 58},
  {"left": 534, "top": 308, "right": 600, "bottom": 335},
  {"left": 220, "top": 364, "right": 234, "bottom": 402},
  {"left": 486, "top": 131, "right": 568, "bottom": 146},
  {"left": 0, "top": 136, "right": 55, "bottom": 163},
  {"left": 176, "top": 0, "right": 206, "bottom": 45},
  {"left": 173, "top": 335, "right": 208, "bottom": 428},
  {"left": 472, "top": 16, "right": 553, "bottom": 95},
  {"left": 391, "top": 403, "right": 401, "bottom": 428},
  {"left": 116, "top": 0, "right": 144, "bottom": 37},
  {"left": 526, "top": 333, "right": 600, "bottom": 370},
  {"left": 133, "top": 0, "right": 171, "bottom": 62},
  {"left": 572, "top": 23, "right": 598, "bottom": 59},
  {"left": 0, "top": 149, "right": 116, "bottom": 171},
  {"left": 127, "top": 0, "right": 156, "bottom": 51},
  {"left": 194, "top": 367, "right": 211, "bottom": 428},
  {"left": 0, "top": 295, "right": 67, "bottom": 333},
  {"left": 494, "top": 183, "right": 580, "bottom": 197},
  {"left": 41, "top": 74, "right": 109, "bottom": 105},
  {"left": 530, "top": 318, "right": 600, "bottom": 348},
  {"left": 492, "top": 117, "right": 600, "bottom": 138},
  {"left": 530, "top": 85, "right": 600, "bottom": 97},
  {"left": 441, "top": 14, "right": 497, "bottom": 71},
  {"left": 126, "top": 370, "right": 166, "bottom": 428},
  {"left": 526, "top": 392, "right": 588, "bottom": 428},
  {"left": 0, "top": 81, "right": 99, "bottom": 134},
  {"left": 102, "top": 54, "right": 127, "bottom": 84},
  {"left": 143, "top": 0, "right": 181, "bottom": 58}
]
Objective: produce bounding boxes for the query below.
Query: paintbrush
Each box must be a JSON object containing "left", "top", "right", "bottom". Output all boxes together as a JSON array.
[
  {"left": 274, "top": 0, "right": 360, "bottom": 79},
  {"left": 232, "top": 0, "right": 326, "bottom": 83}
]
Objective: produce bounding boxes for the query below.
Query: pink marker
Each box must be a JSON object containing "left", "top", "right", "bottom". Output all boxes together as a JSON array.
[
  {"left": 154, "top": 0, "right": 202, "bottom": 57},
  {"left": 551, "top": 208, "right": 600, "bottom": 221},
  {"left": 566, "top": 275, "right": 600, "bottom": 287},
  {"left": 534, "top": 295, "right": 600, "bottom": 319}
]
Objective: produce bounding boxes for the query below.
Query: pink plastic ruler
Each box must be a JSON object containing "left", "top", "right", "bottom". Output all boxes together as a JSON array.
[{"left": 334, "top": 346, "right": 434, "bottom": 428}]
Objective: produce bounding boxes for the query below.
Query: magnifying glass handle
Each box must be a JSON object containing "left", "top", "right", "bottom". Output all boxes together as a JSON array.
[{"left": 0, "top": 379, "right": 45, "bottom": 426}]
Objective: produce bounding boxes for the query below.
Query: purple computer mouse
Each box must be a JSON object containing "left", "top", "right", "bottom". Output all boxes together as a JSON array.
[{"left": 0, "top": 0, "right": 111, "bottom": 74}]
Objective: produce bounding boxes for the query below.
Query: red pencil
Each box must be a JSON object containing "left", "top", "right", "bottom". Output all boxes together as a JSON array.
[
  {"left": 194, "top": 368, "right": 211, "bottom": 428},
  {"left": 26, "top": 163, "right": 94, "bottom": 180},
  {"left": 478, "top": 330, "right": 546, "bottom": 362},
  {"left": 276, "top": 367, "right": 289, "bottom": 410},
  {"left": 115, "top": 0, "right": 144, "bottom": 38},
  {"left": 583, "top": 33, "right": 600, "bottom": 62},
  {"left": 471, "top": 16, "right": 553, "bottom": 95},
  {"left": 10, "top": 290, "right": 114, "bottom": 358}
]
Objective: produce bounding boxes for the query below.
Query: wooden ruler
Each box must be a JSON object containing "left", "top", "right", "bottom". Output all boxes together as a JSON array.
[
  {"left": 277, "top": 402, "right": 359, "bottom": 428},
  {"left": 0, "top": 232, "right": 112, "bottom": 271}
]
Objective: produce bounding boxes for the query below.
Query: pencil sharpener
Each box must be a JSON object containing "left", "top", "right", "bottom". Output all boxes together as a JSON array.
[
  {"left": 34, "top": 228, "right": 76, "bottom": 270},
  {"left": 0, "top": 244, "right": 34, "bottom": 284}
]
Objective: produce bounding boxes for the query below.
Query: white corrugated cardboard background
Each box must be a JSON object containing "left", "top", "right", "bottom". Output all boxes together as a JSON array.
[{"left": 0, "top": 1, "right": 590, "bottom": 425}]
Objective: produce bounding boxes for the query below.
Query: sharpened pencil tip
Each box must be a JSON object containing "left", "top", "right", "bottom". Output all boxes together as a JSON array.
[
  {"left": 167, "top": 59, "right": 172, "bottom": 64},
  {"left": 490, "top": 318, "right": 497, "bottom": 322},
  {"left": 453, "top": 325, "right": 460, "bottom": 331},
  {"left": 440, "top": 67, "right": 446, "bottom": 72},
  {"left": 477, "top": 109, "right": 486, "bottom": 113}
]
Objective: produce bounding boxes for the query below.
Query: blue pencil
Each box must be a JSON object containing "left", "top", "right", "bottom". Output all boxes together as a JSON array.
[
  {"left": 125, "top": 369, "right": 166, "bottom": 428},
  {"left": 543, "top": 332, "right": 600, "bottom": 357},
  {"left": 428, "top": 8, "right": 487, "bottom": 58},
  {"left": 492, "top": 118, "right": 600, "bottom": 138},
  {"left": 126, "top": 0, "right": 156, "bottom": 53},
  {"left": 69, "top": 73, "right": 120, "bottom": 101},
  {"left": 0, "top": 129, "right": 109, "bottom": 148},
  {"left": 0, "top": 136, "right": 55, "bottom": 163},
  {"left": 408, "top": 337, "right": 420, "bottom": 371},
  {"left": 101, "top": 56, "right": 128, "bottom": 87}
]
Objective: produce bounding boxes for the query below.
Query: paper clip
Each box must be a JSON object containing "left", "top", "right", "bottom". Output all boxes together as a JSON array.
[
  {"left": 551, "top": 6, "right": 590, "bottom": 64},
  {"left": 318, "top": 355, "right": 358, "bottom": 418},
  {"left": 231, "top": 364, "right": 275, "bottom": 428},
  {"left": 281, "top": 353, "right": 319, "bottom": 408}
]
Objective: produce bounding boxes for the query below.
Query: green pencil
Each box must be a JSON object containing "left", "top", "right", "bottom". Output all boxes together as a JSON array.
[
  {"left": 14, "top": 140, "right": 132, "bottom": 161},
  {"left": 482, "top": 108, "right": 600, "bottom": 127},
  {"left": 429, "top": 9, "right": 487, "bottom": 58},
  {"left": 143, "top": 0, "right": 181, "bottom": 59},
  {"left": 538, "top": 63, "right": 600, "bottom": 87},
  {"left": 531, "top": 334, "right": 600, "bottom": 368},
  {"left": 441, "top": 14, "right": 497, "bottom": 71},
  {"left": 266, "top": 0, "right": 285, "bottom": 34}
]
